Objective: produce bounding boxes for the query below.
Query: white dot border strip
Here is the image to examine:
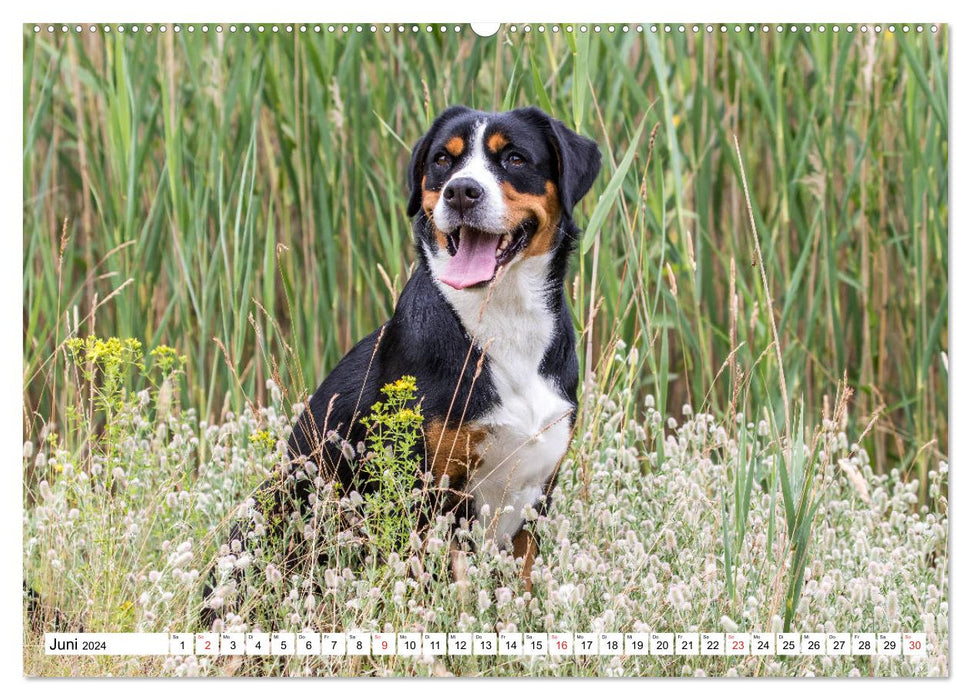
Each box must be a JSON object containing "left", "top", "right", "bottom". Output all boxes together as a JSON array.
[{"left": 29, "top": 23, "right": 941, "bottom": 36}]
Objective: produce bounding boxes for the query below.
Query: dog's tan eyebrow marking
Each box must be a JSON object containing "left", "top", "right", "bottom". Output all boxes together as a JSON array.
[
  {"left": 445, "top": 136, "right": 465, "bottom": 157},
  {"left": 487, "top": 132, "right": 509, "bottom": 153}
]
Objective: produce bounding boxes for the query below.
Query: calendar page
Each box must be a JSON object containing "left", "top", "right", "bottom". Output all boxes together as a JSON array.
[{"left": 21, "top": 17, "right": 949, "bottom": 679}]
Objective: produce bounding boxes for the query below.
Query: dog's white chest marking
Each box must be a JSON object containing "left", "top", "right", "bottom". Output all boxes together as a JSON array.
[{"left": 426, "top": 251, "right": 574, "bottom": 544}]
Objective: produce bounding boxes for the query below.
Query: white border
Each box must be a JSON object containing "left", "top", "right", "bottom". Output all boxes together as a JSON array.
[{"left": 3, "top": 0, "right": 963, "bottom": 695}]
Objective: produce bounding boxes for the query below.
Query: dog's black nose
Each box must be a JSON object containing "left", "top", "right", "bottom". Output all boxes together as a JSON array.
[{"left": 443, "top": 177, "right": 483, "bottom": 213}]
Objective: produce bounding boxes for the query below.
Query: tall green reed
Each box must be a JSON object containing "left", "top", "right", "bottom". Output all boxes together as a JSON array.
[{"left": 23, "top": 24, "right": 947, "bottom": 497}]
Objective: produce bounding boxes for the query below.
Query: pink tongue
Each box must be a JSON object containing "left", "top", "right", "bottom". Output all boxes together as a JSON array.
[{"left": 439, "top": 228, "right": 500, "bottom": 290}]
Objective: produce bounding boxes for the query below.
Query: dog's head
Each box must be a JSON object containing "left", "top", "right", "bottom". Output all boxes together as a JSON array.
[{"left": 407, "top": 106, "right": 601, "bottom": 290}]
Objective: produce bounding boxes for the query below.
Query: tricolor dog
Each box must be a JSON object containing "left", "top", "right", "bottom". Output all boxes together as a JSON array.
[{"left": 216, "top": 106, "right": 600, "bottom": 607}]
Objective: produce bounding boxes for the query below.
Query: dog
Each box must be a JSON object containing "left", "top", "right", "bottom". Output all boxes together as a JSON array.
[{"left": 204, "top": 106, "right": 599, "bottom": 622}]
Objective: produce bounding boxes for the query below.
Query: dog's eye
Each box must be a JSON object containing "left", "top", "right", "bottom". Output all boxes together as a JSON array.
[
  {"left": 433, "top": 153, "right": 451, "bottom": 168},
  {"left": 505, "top": 152, "right": 526, "bottom": 167}
]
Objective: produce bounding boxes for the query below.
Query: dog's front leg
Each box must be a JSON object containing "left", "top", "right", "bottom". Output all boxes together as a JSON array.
[{"left": 511, "top": 528, "right": 538, "bottom": 593}]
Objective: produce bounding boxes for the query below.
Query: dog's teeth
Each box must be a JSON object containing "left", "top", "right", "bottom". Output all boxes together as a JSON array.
[{"left": 497, "top": 234, "right": 511, "bottom": 253}]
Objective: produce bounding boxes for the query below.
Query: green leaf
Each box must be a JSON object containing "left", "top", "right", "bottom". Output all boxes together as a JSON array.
[{"left": 580, "top": 116, "right": 647, "bottom": 255}]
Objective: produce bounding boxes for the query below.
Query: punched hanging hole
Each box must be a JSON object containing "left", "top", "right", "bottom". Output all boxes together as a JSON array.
[{"left": 470, "top": 23, "right": 501, "bottom": 37}]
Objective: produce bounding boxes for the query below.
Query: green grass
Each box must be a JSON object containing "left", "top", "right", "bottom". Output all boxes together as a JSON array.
[
  {"left": 23, "top": 23, "right": 947, "bottom": 494},
  {"left": 22, "top": 334, "right": 949, "bottom": 677}
]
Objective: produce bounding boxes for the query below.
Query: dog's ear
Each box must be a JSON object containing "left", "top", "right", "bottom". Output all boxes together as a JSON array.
[
  {"left": 514, "top": 107, "right": 602, "bottom": 218},
  {"left": 407, "top": 105, "right": 474, "bottom": 218},
  {"left": 550, "top": 119, "right": 602, "bottom": 216}
]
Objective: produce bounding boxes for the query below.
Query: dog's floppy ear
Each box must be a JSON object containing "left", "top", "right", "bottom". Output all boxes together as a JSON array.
[
  {"left": 551, "top": 119, "right": 601, "bottom": 216},
  {"left": 406, "top": 105, "right": 474, "bottom": 218},
  {"left": 514, "top": 107, "right": 602, "bottom": 218}
]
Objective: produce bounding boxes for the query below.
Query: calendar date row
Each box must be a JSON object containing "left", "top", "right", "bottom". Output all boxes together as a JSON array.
[{"left": 46, "top": 632, "right": 928, "bottom": 658}]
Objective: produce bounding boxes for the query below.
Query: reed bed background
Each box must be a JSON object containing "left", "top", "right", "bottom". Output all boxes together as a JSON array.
[{"left": 23, "top": 23, "right": 947, "bottom": 495}]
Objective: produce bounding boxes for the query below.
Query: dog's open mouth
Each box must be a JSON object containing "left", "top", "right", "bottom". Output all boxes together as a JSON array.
[{"left": 439, "top": 219, "right": 537, "bottom": 290}]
